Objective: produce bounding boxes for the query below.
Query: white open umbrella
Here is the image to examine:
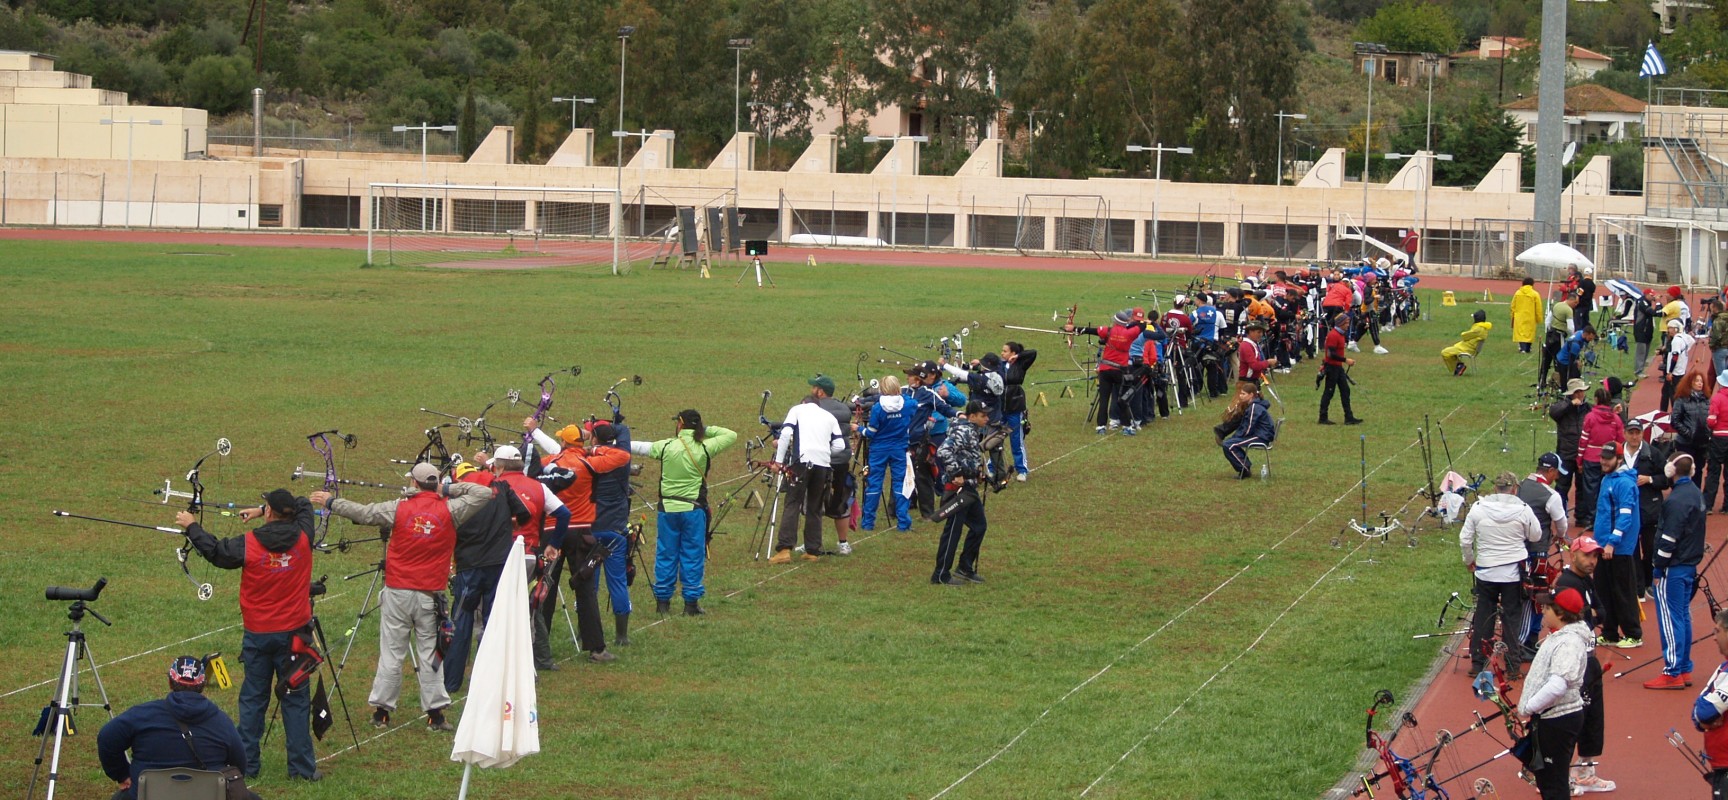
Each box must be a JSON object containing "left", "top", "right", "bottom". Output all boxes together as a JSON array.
[
  {"left": 1516, "top": 242, "right": 1595, "bottom": 274},
  {"left": 1603, "top": 278, "right": 1643, "bottom": 301},
  {"left": 451, "top": 536, "right": 539, "bottom": 797}
]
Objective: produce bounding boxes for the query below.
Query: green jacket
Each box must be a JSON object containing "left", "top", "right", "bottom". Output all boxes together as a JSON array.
[
  {"left": 633, "top": 426, "right": 738, "bottom": 513},
  {"left": 1710, "top": 312, "right": 1728, "bottom": 350}
]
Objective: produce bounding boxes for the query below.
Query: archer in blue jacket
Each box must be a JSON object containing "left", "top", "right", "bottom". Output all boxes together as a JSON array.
[
  {"left": 1593, "top": 442, "right": 1644, "bottom": 646},
  {"left": 97, "top": 657, "right": 256, "bottom": 800},
  {"left": 1222, "top": 382, "right": 1277, "bottom": 479},
  {"left": 863, "top": 375, "right": 915, "bottom": 531},
  {"left": 1554, "top": 325, "right": 1597, "bottom": 386}
]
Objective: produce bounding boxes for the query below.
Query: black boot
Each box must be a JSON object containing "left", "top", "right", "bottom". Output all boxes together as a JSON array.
[
  {"left": 684, "top": 599, "right": 705, "bottom": 616},
  {"left": 614, "top": 613, "right": 631, "bottom": 646},
  {"left": 655, "top": 598, "right": 670, "bottom": 615}
]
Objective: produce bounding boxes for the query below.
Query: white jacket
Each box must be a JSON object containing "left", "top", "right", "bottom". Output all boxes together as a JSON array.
[
  {"left": 774, "top": 401, "right": 846, "bottom": 468},
  {"left": 1459, "top": 491, "right": 1541, "bottom": 570}
]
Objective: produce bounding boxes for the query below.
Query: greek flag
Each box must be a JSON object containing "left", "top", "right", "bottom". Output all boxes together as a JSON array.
[{"left": 1640, "top": 41, "right": 1667, "bottom": 78}]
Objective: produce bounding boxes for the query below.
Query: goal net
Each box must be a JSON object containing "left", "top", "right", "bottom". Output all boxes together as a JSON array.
[
  {"left": 1015, "top": 194, "right": 1109, "bottom": 257},
  {"left": 366, "top": 183, "right": 655, "bottom": 273}
]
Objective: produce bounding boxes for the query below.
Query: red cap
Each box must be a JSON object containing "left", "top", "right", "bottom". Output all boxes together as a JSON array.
[
  {"left": 1670, "top": 286, "right": 1684, "bottom": 298},
  {"left": 1550, "top": 587, "right": 1586, "bottom": 615},
  {"left": 1570, "top": 536, "right": 1603, "bottom": 554}
]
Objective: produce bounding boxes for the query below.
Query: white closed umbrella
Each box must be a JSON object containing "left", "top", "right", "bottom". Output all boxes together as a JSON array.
[
  {"left": 1515, "top": 242, "right": 1595, "bottom": 274},
  {"left": 451, "top": 536, "right": 539, "bottom": 796}
]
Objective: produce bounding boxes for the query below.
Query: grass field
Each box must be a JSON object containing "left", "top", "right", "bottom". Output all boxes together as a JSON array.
[{"left": 0, "top": 241, "right": 1547, "bottom": 799}]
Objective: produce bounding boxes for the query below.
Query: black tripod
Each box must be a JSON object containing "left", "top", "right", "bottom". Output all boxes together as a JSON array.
[
  {"left": 263, "top": 576, "right": 361, "bottom": 753},
  {"left": 29, "top": 580, "right": 114, "bottom": 800}
]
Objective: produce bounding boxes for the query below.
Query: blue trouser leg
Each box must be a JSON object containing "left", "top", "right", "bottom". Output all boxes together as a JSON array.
[
  {"left": 885, "top": 446, "right": 912, "bottom": 529},
  {"left": 862, "top": 446, "right": 891, "bottom": 530},
  {"left": 594, "top": 530, "right": 632, "bottom": 614},
  {"left": 1221, "top": 435, "right": 1255, "bottom": 474},
  {"left": 238, "top": 630, "right": 316, "bottom": 779},
  {"left": 1656, "top": 564, "right": 1697, "bottom": 676},
  {"left": 670, "top": 509, "right": 707, "bottom": 600},
  {"left": 653, "top": 510, "right": 679, "bottom": 601},
  {"left": 1004, "top": 413, "right": 1027, "bottom": 474},
  {"left": 443, "top": 564, "right": 501, "bottom": 693}
]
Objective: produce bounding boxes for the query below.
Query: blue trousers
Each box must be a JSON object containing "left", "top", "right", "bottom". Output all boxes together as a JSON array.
[
  {"left": 1003, "top": 412, "right": 1028, "bottom": 475},
  {"left": 595, "top": 529, "right": 631, "bottom": 614},
  {"left": 1222, "top": 434, "right": 1263, "bottom": 475},
  {"left": 443, "top": 562, "right": 503, "bottom": 693},
  {"left": 238, "top": 629, "right": 316, "bottom": 779},
  {"left": 862, "top": 443, "right": 912, "bottom": 530},
  {"left": 1655, "top": 563, "right": 1698, "bottom": 676},
  {"left": 653, "top": 509, "right": 707, "bottom": 601}
]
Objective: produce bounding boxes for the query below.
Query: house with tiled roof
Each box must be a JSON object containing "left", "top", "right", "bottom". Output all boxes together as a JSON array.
[
  {"left": 1502, "top": 84, "right": 1646, "bottom": 145},
  {"left": 1455, "top": 36, "right": 1615, "bottom": 79}
]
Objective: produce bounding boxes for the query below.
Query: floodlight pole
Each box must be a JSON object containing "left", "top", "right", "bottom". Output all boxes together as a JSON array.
[
  {"left": 614, "top": 26, "right": 634, "bottom": 276},
  {"left": 861, "top": 134, "right": 928, "bottom": 247},
  {"left": 552, "top": 96, "right": 595, "bottom": 132},
  {"left": 1126, "top": 143, "right": 1193, "bottom": 259},
  {"left": 392, "top": 122, "right": 458, "bottom": 231},
  {"left": 101, "top": 114, "right": 164, "bottom": 229},
  {"left": 729, "top": 38, "right": 753, "bottom": 207},
  {"left": 1275, "top": 111, "right": 1306, "bottom": 187}
]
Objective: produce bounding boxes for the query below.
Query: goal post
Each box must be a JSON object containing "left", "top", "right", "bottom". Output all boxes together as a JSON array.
[
  {"left": 1014, "top": 194, "right": 1110, "bottom": 257},
  {"left": 365, "top": 183, "right": 635, "bottom": 274}
]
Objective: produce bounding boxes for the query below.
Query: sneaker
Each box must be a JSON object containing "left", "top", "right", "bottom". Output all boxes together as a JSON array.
[
  {"left": 938, "top": 576, "right": 967, "bottom": 586},
  {"left": 588, "top": 650, "right": 617, "bottom": 664},
  {"left": 1121, "top": 426, "right": 1137, "bottom": 436},
  {"left": 426, "top": 707, "right": 455, "bottom": 732},
  {"left": 768, "top": 549, "right": 792, "bottom": 565},
  {"left": 1347, "top": 341, "right": 1361, "bottom": 352},
  {"left": 1373, "top": 345, "right": 1389, "bottom": 355},
  {"left": 1015, "top": 472, "right": 1027, "bottom": 482},
  {"left": 535, "top": 661, "right": 560, "bottom": 672},
  {"left": 1643, "top": 673, "right": 1686, "bottom": 690},
  {"left": 1275, "top": 367, "right": 1292, "bottom": 374},
  {"left": 956, "top": 571, "right": 985, "bottom": 583},
  {"left": 1571, "top": 773, "right": 1616, "bottom": 794},
  {"left": 1617, "top": 638, "right": 1643, "bottom": 649},
  {"left": 1108, "top": 420, "right": 1121, "bottom": 430},
  {"left": 371, "top": 708, "right": 391, "bottom": 729},
  {"left": 837, "top": 541, "right": 853, "bottom": 556},
  {"left": 1095, "top": 425, "right": 1108, "bottom": 435},
  {"left": 1595, "top": 635, "right": 1615, "bottom": 646}
]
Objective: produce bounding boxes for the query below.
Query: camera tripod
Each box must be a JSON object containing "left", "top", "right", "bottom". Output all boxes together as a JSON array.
[
  {"left": 262, "top": 576, "right": 361, "bottom": 753},
  {"left": 735, "top": 255, "right": 775, "bottom": 287},
  {"left": 29, "top": 593, "right": 114, "bottom": 800}
]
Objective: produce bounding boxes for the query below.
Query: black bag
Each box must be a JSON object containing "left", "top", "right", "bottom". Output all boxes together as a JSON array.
[{"left": 931, "top": 484, "right": 979, "bottom": 522}]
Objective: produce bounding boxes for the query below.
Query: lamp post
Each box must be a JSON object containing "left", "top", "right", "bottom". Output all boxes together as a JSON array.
[
  {"left": 1385, "top": 151, "right": 1453, "bottom": 262},
  {"left": 1274, "top": 110, "right": 1306, "bottom": 187},
  {"left": 747, "top": 100, "right": 792, "bottom": 166},
  {"left": 728, "top": 37, "right": 753, "bottom": 205},
  {"left": 100, "top": 114, "right": 164, "bottom": 229},
  {"left": 1423, "top": 53, "right": 1440, "bottom": 152},
  {"left": 861, "top": 134, "right": 928, "bottom": 246},
  {"left": 1125, "top": 142, "right": 1193, "bottom": 259},
  {"left": 390, "top": 121, "right": 457, "bottom": 231},
  {"left": 552, "top": 96, "right": 595, "bottom": 131},
  {"left": 612, "top": 128, "right": 674, "bottom": 238},
  {"left": 1355, "top": 42, "right": 1388, "bottom": 259}
]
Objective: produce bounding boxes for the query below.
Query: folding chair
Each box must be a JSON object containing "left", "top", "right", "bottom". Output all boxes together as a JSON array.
[{"left": 136, "top": 767, "right": 227, "bottom": 800}]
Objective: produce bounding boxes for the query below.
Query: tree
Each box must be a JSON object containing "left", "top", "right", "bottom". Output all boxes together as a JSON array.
[
  {"left": 1181, "top": 0, "right": 1299, "bottom": 182},
  {"left": 180, "top": 54, "right": 251, "bottom": 115},
  {"left": 459, "top": 83, "right": 479, "bottom": 158},
  {"left": 1074, "top": 0, "right": 1188, "bottom": 175},
  {"left": 517, "top": 89, "right": 542, "bottom": 163},
  {"left": 1434, "top": 95, "right": 1530, "bottom": 186},
  {"left": 1357, "top": 2, "right": 1462, "bottom": 54},
  {"left": 1006, "top": 0, "right": 1089, "bottom": 177}
]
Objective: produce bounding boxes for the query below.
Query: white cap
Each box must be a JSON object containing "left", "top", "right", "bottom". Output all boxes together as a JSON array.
[
  {"left": 1669, "top": 318, "right": 1684, "bottom": 329},
  {"left": 407, "top": 463, "right": 440, "bottom": 483},
  {"left": 492, "top": 445, "right": 523, "bottom": 461}
]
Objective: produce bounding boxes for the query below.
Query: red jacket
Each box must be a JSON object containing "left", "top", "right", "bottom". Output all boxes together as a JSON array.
[
  {"left": 1237, "top": 338, "right": 1270, "bottom": 381},
  {"left": 239, "top": 530, "right": 313, "bottom": 634},
  {"left": 541, "top": 445, "right": 631, "bottom": 525},
  {"left": 1324, "top": 327, "right": 1349, "bottom": 366},
  {"left": 1710, "top": 387, "right": 1728, "bottom": 437},
  {"left": 1578, "top": 404, "right": 1625, "bottom": 463},
  {"left": 1324, "top": 281, "right": 1353, "bottom": 310},
  {"left": 1086, "top": 323, "right": 1141, "bottom": 372},
  {"left": 385, "top": 491, "right": 458, "bottom": 591}
]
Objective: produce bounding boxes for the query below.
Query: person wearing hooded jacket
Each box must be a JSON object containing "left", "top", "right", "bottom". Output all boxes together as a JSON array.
[
  {"left": 1593, "top": 442, "right": 1644, "bottom": 648},
  {"left": 1063, "top": 310, "right": 1142, "bottom": 432},
  {"left": 1648, "top": 452, "right": 1707, "bottom": 690},
  {"left": 1221, "top": 381, "right": 1276, "bottom": 479},
  {"left": 1576, "top": 387, "right": 1625, "bottom": 529},
  {"left": 181, "top": 488, "right": 320, "bottom": 781},
  {"left": 861, "top": 374, "right": 915, "bottom": 531},
  {"left": 1549, "top": 379, "right": 1591, "bottom": 511},
  {"left": 1511, "top": 278, "right": 1542, "bottom": 353},
  {"left": 98, "top": 656, "right": 255, "bottom": 800},
  {"left": 1460, "top": 472, "right": 1542, "bottom": 672},
  {"left": 1519, "top": 587, "right": 1597, "bottom": 800},
  {"left": 1442, "top": 310, "right": 1493, "bottom": 375},
  {"left": 1706, "top": 369, "right": 1728, "bottom": 513}
]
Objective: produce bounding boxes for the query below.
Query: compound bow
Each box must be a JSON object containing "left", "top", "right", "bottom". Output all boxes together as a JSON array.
[
  {"left": 1355, "top": 689, "right": 1449, "bottom": 800},
  {"left": 306, "top": 430, "right": 356, "bottom": 551},
  {"left": 522, "top": 366, "right": 581, "bottom": 454}
]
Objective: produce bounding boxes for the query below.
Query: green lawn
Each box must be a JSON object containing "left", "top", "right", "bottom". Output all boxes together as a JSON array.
[{"left": 0, "top": 242, "right": 1550, "bottom": 798}]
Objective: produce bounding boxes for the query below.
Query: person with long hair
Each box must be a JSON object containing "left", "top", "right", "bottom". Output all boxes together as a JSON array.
[
  {"left": 1672, "top": 366, "right": 1713, "bottom": 467},
  {"left": 631, "top": 409, "right": 738, "bottom": 616}
]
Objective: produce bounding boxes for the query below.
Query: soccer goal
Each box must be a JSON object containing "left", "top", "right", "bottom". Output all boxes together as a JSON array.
[
  {"left": 1014, "top": 194, "right": 1111, "bottom": 257},
  {"left": 366, "top": 183, "right": 653, "bottom": 274}
]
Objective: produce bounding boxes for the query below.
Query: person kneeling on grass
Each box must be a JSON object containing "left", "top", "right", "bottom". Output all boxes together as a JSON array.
[
  {"left": 1442, "top": 310, "right": 1492, "bottom": 376},
  {"left": 1221, "top": 381, "right": 1276, "bottom": 480}
]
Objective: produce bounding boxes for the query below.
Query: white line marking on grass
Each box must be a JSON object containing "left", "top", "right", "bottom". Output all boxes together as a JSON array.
[
  {"left": 927, "top": 437, "right": 1421, "bottom": 800},
  {"left": 0, "top": 591, "right": 351, "bottom": 702}
]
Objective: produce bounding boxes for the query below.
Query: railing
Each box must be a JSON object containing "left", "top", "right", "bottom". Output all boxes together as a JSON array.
[{"left": 1655, "top": 87, "right": 1728, "bottom": 108}]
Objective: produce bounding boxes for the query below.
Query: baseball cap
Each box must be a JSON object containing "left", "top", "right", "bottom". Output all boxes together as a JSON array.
[
  {"left": 1537, "top": 452, "right": 1569, "bottom": 476},
  {"left": 492, "top": 445, "right": 523, "bottom": 461},
  {"left": 589, "top": 422, "right": 617, "bottom": 444},
  {"left": 555, "top": 424, "right": 585, "bottom": 445},
  {"left": 1599, "top": 442, "right": 1622, "bottom": 459},
  {"left": 261, "top": 488, "right": 297, "bottom": 516},
  {"left": 808, "top": 374, "right": 837, "bottom": 394},
  {"left": 1492, "top": 471, "right": 1519, "bottom": 491},
  {"left": 1549, "top": 587, "right": 1586, "bottom": 615},
  {"left": 1571, "top": 536, "right": 1603, "bottom": 554},
  {"left": 1624, "top": 417, "right": 1646, "bottom": 433},
  {"left": 408, "top": 462, "right": 441, "bottom": 484},
  {"left": 1669, "top": 318, "right": 1684, "bottom": 329},
  {"left": 168, "top": 655, "right": 207, "bottom": 688},
  {"left": 964, "top": 400, "right": 989, "bottom": 415}
]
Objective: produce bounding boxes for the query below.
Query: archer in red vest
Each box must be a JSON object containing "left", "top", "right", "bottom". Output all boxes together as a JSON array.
[
  {"left": 180, "top": 488, "right": 321, "bottom": 782},
  {"left": 311, "top": 463, "right": 493, "bottom": 733}
]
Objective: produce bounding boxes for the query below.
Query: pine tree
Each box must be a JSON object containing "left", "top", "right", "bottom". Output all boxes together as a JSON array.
[{"left": 459, "top": 84, "right": 478, "bottom": 158}]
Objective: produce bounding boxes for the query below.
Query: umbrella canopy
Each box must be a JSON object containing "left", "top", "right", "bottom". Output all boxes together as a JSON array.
[
  {"left": 452, "top": 536, "right": 539, "bottom": 773},
  {"left": 1633, "top": 410, "right": 1672, "bottom": 442},
  {"left": 1516, "top": 242, "right": 1595, "bottom": 274},
  {"left": 1604, "top": 278, "right": 1644, "bottom": 301}
]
